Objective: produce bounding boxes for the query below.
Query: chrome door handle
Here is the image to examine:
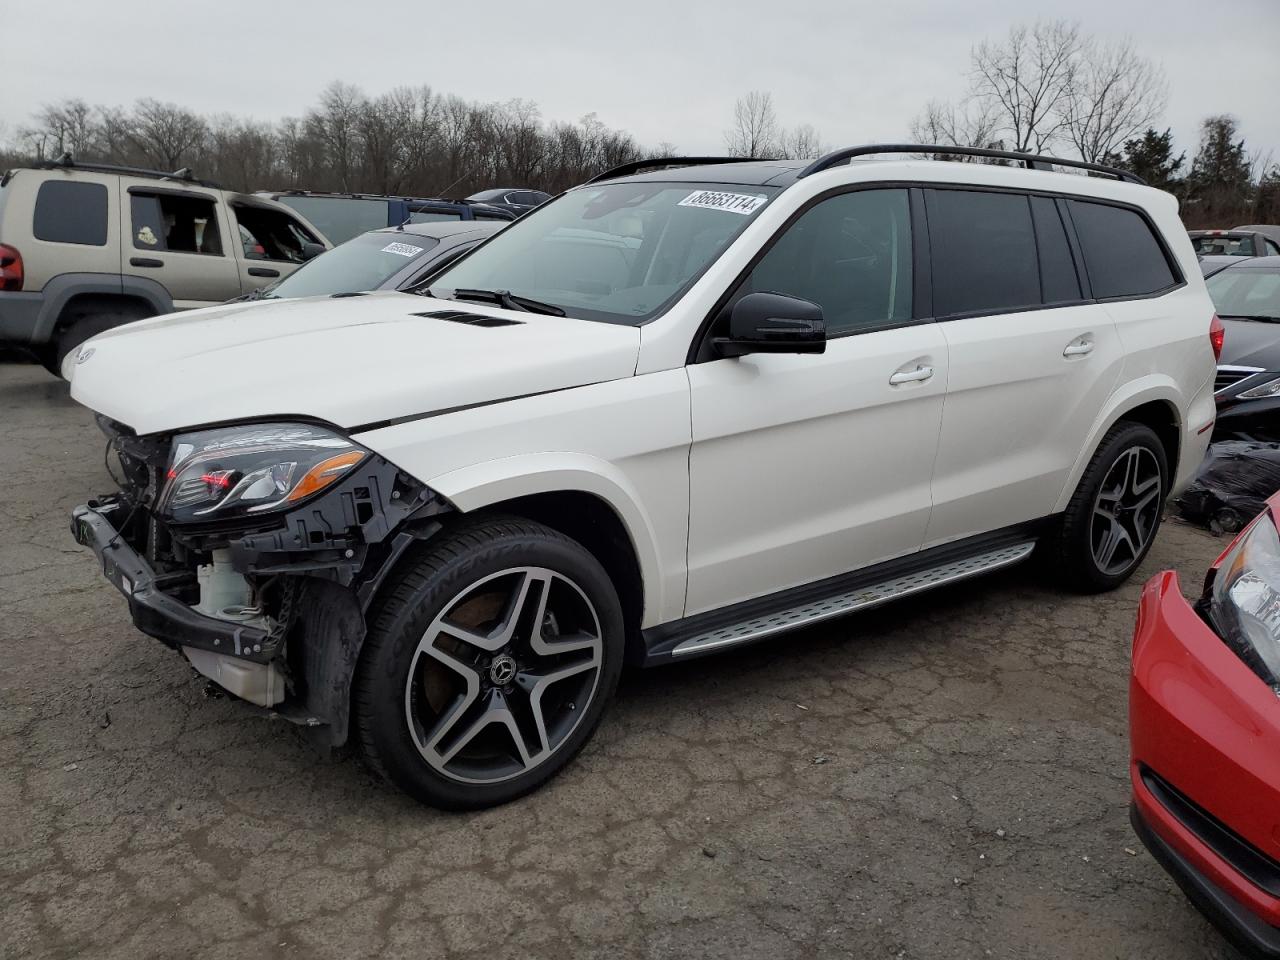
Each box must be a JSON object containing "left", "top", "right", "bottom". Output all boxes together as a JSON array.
[
  {"left": 889, "top": 364, "right": 934, "bottom": 385},
  {"left": 1063, "top": 337, "right": 1095, "bottom": 357}
]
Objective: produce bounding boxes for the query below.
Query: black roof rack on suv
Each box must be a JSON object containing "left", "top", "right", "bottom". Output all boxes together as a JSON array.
[
  {"left": 584, "top": 156, "right": 769, "bottom": 185},
  {"left": 33, "top": 153, "right": 222, "bottom": 189},
  {"left": 798, "top": 144, "right": 1145, "bottom": 185}
]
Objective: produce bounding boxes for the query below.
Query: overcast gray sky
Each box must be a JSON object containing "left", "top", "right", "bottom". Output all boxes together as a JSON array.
[{"left": 4, "top": 0, "right": 1278, "bottom": 163}]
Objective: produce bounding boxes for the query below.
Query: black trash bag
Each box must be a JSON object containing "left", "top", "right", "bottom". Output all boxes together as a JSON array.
[{"left": 1176, "top": 441, "right": 1280, "bottom": 533}]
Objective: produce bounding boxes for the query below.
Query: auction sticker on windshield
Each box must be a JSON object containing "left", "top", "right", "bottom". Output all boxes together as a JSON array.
[
  {"left": 677, "top": 190, "right": 768, "bottom": 215},
  {"left": 381, "top": 242, "right": 424, "bottom": 257}
]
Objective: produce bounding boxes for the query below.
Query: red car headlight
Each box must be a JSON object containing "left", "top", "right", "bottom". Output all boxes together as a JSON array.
[{"left": 1205, "top": 508, "right": 1280, "bottom": 689}]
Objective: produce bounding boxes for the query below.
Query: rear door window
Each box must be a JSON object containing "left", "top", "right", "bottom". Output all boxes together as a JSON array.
[
  {"left": 927, "top": 189, "right": 1040, "bottom": 317},
  {"left": 1030, "top": 196, "right": 1082, "bottom": 304},
  {"left": 130, "top": 193, "right": 222, "bottom": 254},
  {"left": 1068, "top": 200, "right": 1178, "bottom": 298},
  {"left": 34, "top": 180, "right": 108, "bottom": 245}
]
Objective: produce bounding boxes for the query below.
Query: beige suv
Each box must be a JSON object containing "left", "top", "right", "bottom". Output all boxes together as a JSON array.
[{"left": 0, "top": 158, "right": 329, "bottom": 374}]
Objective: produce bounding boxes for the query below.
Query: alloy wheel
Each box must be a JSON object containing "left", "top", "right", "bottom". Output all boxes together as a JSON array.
[
  {"left": 403, "top": 566, "right": 603, "bottom": 785},
  {"left": 1090, "top": 446, "right": 1163, "bottom": 576}
]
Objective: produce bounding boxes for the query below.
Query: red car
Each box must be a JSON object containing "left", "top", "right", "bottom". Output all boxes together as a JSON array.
[{"left": 1131, "top": 492, "right": 1280, "bottom": 958}]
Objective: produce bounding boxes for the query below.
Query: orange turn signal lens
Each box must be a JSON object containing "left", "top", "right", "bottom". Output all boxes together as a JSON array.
[{"left": 285, "top": 451, "right": 366, "bottom": 503}]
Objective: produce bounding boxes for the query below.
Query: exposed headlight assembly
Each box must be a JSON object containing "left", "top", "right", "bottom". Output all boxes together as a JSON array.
[
  {"left": 1206, "top": 509, "right": 1280, "bottom": 689},
  {"left": 1238, "top": 375, "right": 1280, "bottom": 400},
  {"left": 158, "top": 423, "right": 367, "bottom": 523}
]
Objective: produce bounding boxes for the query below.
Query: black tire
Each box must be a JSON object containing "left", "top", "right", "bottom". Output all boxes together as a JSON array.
[
  {"left": 354, "top": 515, "right": 624, "bottom": 810},
  {"left": 1046, "top": 421, "right": 1169, "bottom": 593},
  {"left": 47, "top": 306, "right": 150, "bottom": 378}
]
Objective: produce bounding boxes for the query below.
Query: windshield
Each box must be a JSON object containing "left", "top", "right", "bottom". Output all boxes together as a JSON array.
[
  {"left": 268, "top": 233, "right": 439, "bottom": 299},
  {"left": 1207, "top": 268, "right": 1280, "bottom": 320},
  {"left": 428, "top": 181, "right": 779, "bottom": 324}
]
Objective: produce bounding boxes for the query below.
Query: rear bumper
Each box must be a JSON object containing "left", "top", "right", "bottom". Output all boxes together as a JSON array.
[
  {"left": 0, "top": 291, "right": 45, "bottom": 345},
  {"left": 70, "top": 501, "right": 273, "bottom": 662},
  {"left": 1130, "top": 570, "right": 1280, "bottom": 956}
]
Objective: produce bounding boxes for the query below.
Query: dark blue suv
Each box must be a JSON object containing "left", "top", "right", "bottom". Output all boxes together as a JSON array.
[{"left": 259, "top": 191, "right": 515, "bottom": 245}]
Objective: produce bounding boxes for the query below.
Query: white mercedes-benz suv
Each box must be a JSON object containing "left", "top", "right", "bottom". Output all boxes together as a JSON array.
[{"left": 68, "top": 146, "right": 1220, "bottom": 809}]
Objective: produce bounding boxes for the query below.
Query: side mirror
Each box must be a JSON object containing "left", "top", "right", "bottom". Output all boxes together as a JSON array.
[
  {"left": 713, "top": 292, "right": 826, "bottom": 358},
  {"left": 300, "top": 241, "right": 326, "bottom": 262}
]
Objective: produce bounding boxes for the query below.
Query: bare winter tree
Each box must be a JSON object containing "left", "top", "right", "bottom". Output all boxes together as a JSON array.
[
  {"left": 18, "top": 99, "right": 99, "bottom": 161},
  {"left": 0, "top": 81, "right": 646, "bottom": 197},
  {"left": 126, "top": 98, "right": 207, "bottom": 170},
  {"left": 724, "top": 91, "right": 779, "bottom": 158},
  {"left": 970, "top": 20, "right": 1082, "bottom": 153},
  {"left": 1063, "top": 38, "right": 1167, "bottom": 162},
  {"left": 909, "top": 99, "right": 1003, "bottom": 155},
  {"left": 779, "top": 123, "right": 824, "bottom": 160}
]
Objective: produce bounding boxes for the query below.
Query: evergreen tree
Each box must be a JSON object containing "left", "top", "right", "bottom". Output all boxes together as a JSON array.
[
  {"left": 1190, "top": 115, "right": 1251, "bottom": 193},
  {"left": 1104, "top": 128, "right": 1184, "bottom": 192}
]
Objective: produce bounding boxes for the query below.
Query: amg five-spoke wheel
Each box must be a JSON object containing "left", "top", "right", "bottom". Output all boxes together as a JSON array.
[
  {"left": 354, "top": 517, "right": 624, "bottom": 810},
  {"left": 406, "top": 567, "right": 603, "bottom": 785},
  {"left": 1091, "top": 446, "right": 1163, "bottom": 576},
  {"left": 1049, "top": 420, "right": 1168, "bottom": 593}
]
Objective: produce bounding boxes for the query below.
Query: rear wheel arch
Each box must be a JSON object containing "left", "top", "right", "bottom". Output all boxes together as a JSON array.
[{"left": 1115, "top": 399, "right": 1182, "bottom": 475}]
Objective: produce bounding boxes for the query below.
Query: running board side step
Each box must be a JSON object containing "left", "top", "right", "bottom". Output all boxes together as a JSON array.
[{"left": 643, "top": 539, "right": 1037, "bottom": 663}]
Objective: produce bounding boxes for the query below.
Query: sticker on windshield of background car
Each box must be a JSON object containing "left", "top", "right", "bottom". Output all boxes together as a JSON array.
[
  {"left": 380, "top": 241, "right": 424, "bottom": 257},
  {"left": 136, "top": 226, "right": 158, "bottom": 246},
  {"left": 677, "top": 190, "right": 768, "bottom": 215}
]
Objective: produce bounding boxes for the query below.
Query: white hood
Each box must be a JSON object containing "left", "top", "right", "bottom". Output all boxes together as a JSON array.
[{"left": 69, "top": 293, "right": 641, "bottom": 435}]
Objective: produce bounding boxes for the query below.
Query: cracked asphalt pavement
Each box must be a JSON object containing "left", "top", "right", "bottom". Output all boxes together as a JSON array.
[{"left": 1, "top": 361, "right": 1240, "bottom": 960}]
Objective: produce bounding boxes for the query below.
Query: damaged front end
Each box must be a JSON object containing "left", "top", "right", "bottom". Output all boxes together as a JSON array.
[{"left": 71, "top": 415, "right": 449, "bottom": 746}]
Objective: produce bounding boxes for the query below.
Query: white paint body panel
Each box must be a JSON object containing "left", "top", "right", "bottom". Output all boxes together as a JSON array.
[
  {"left": 924, "top": 302, "right": 1123, "bottom": 547},
  {"left": 68, "top": 158, "right": 1217, "bottom": 634},
  {"left": 685, "top": 327, "right": 947, "bottom": 616},
  {"left": 69, "top": 292, "right": 641, "bottom": 435}
]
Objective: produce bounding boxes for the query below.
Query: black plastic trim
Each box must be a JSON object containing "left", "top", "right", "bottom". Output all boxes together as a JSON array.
[
  {"left": 1141, "top": 767, "right": 1280, "bottom": 898},
  {"left": 33, "top": 156, "right": 221, "bottom": 188},
  {"left": 126, "top": 184, "right": 218, "bottom": 201},
  {"left": 640, "top": 520, "right": 1047, "bottom": 665},
  {"left": 70, "top": 501, "right": 273, "bottom": 661},
  {"left": 584, "top": 156, "right": 769, "bottom": 185},
  {"left": 1132, "top": 803, "right": 1280, "bottom": 959},
  {"left": 798, "top": 143, "right": 1144, "bottom": 184}
]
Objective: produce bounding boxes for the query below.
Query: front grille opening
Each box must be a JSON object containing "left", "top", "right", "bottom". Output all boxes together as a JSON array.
[{"left": 412, "top": 309, "right": 522, "bottom": 328}]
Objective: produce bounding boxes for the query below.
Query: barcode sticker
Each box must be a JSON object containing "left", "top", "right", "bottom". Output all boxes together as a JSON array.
[
  {"left": 677, "top": 190, "right": 768, "bottom": 215},
  {"left": 381, "top": 242, "right": 424, "bottom": 257}
]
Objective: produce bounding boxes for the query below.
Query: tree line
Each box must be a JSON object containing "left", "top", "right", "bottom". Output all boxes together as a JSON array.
[
  {"left": 0, "top": 83, "right": 649, "bottom": 198},
  {"left": 5, "top": 21, "right": 1277, "bottom": 228},
  {"left": 903, "top": 20, "right": 1278, "bottom": 227}
]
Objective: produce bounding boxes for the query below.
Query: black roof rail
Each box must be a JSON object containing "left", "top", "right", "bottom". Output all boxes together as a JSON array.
[
  {"left": 32, "top": 153, "right": 222, "bottom": 188},
  {"left": 584, "top": 156, "right": 771, "bottom": 185},
  {"left": 797, "top": 144, "right": 1145, "bottom": 185}
]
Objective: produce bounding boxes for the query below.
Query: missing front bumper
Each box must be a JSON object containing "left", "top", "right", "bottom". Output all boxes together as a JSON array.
[{"left": 70, "top": 501, "right": 275, "bottom": 662}]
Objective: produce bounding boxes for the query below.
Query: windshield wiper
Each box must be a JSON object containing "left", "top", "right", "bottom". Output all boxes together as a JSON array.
[
  {"left": 1218, "top": 313, "right": 1280, "bottom": 323},
  {"left": 444, "top": 287, "right": 566, "bottom": 317}
]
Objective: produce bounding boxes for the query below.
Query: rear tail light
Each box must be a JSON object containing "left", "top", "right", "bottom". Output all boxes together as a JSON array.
[
  {"left": 1210, "top": 313, "right": 1225, "bottom": 362},
  {"left": 0, "top": 243, "right": 21, "bottom": 292}
]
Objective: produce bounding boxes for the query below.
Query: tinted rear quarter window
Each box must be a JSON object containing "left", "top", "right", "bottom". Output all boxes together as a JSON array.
[
  {"left": 1069, "top": 200, "right": 1178, "bottom": 298},
  {"left": 34, "top": 180, "right": 108, "bottom": 245},
  {"left": 928, "top": 189, "right": 1040, "bottom": 316}
]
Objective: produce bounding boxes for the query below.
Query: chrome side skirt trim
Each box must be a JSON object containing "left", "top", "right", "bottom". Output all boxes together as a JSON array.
[{"left": 670, "top": 541, "right": 1037, "bottom": 657}]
